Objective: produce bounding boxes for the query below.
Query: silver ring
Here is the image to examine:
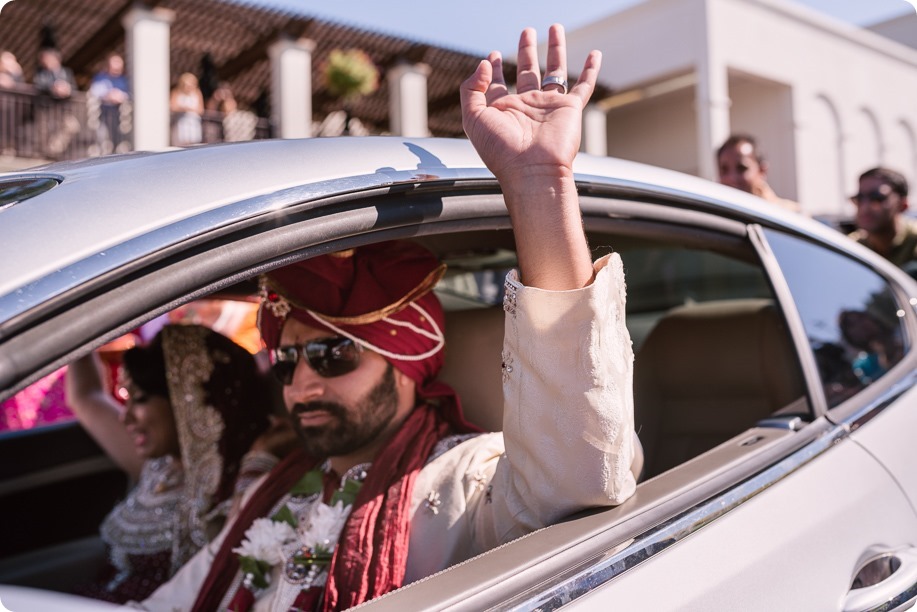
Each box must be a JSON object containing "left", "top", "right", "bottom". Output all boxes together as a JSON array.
[{"left": 541, "top": 75, "right": 568, "bottom": 94}]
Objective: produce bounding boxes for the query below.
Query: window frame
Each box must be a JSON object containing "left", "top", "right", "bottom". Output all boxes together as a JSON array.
[
  {"left": 0, "top": 184, "right": 880, "bottom": 607},
  {"left": 755, "top": 225, "right": 917, "bottom": 427}
]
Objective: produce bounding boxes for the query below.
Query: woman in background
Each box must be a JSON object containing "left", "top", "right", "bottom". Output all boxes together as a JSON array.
[{"left": 169, "top": 72, "right": 204, "bottom": 146}]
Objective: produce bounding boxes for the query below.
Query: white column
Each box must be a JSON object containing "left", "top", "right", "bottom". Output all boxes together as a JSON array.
[
  {"left": 695, "top": 0, "right": 731, "bottom": 181},
  {"left": 388, "top": 62, "right": 430, "bottom": 137},
  {"left": 695, "top": 63, "right": 731, "bottom": 180},
  {"left": 582, "top": 104, "right": 608, "bottom": 156},
  {"left": 123, "top": 7, "right": 174, "bottom": 151},
  {"left": 269, "top": 38, "right": 315, "bottom": 139}
]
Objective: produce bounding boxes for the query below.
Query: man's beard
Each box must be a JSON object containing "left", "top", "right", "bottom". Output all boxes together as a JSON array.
[{"left": 291, "top": 364, "right": 399, "bottom": 459}]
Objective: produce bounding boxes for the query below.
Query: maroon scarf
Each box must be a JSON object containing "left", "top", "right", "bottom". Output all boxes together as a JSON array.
[{"left": 191, "top": 399, "right": 477, "bottom": 612}]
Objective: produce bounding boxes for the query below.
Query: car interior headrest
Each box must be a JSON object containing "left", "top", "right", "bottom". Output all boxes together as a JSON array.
[{"left": 439, "top": 307, "right": 505, "bottom": 433}]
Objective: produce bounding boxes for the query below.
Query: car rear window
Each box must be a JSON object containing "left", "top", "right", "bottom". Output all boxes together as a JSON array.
[{"left": 764, "top": 230, "right": 908, "bottom": 408}]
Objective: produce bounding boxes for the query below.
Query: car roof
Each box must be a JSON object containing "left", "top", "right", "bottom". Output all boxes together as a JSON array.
[{"left": 0, "top": 136, "right": 895, "bottom": 324}]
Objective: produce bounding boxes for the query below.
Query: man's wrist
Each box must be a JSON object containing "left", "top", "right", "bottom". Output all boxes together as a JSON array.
[
  {"left": 495, "top": 166, "right": 575, "bottom": 195},
  {"left": 499, "top": 173, "right": 594, "bottom": 290}
]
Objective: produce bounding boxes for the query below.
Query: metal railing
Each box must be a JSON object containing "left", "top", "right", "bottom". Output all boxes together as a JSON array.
[
  {"left": 0, "top": 87, "right": 272, "bottom": 163},
  {"left": 200, "top": 109, "right": 272, "bottom": 143},
  {"left": 0, "top": 87, "right": 95, "bottom": 161}
]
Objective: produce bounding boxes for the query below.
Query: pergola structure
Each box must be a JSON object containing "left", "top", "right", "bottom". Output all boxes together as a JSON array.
[{"left": 0, "top": 0, "right": 522, "bottom": 138}]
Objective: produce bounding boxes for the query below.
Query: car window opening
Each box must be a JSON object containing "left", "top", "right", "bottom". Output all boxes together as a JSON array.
[{"left": 0, "top": 225, "right": 820, "bottom": 599}]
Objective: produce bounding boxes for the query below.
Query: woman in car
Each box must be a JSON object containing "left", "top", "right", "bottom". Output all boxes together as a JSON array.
[{"left": 65, "top": 324, "right": 290, "bottom": 603}]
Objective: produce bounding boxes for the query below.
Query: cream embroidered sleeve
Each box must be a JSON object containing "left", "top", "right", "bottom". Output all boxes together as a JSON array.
[{"left": 481, "top": 253, "right": 636, "bottom": 544}]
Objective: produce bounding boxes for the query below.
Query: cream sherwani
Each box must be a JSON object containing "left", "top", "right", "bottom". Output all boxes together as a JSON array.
[{"left": 137, "top": 254, "right": 636, "bottom": 611}]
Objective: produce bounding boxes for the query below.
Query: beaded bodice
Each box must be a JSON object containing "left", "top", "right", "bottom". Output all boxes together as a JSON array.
[{"left": 99, "top": 455, "right": 184, "bottom": 589}]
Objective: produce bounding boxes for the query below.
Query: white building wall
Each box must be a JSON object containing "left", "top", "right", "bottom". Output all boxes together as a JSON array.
[
  {"left": 568, "top": 0, "right": 917, "bottom": 216},
  {"left": 607, "top": 88, "right": 699, "bottom": 176},
  {"left": 800, "top": 95, "right": 846, "bottom": 213},
  {"left": 727, "top": 75, "right": 797, "bottom": 200},
  {"left": 565, "top": 0, "right": 706, "bottom": 92},
  {"left": 711, "top": 0, "right": 917, "bottom": 215},
  {"left": 892, "top": 119, "right": 917, "bottom": 182}
]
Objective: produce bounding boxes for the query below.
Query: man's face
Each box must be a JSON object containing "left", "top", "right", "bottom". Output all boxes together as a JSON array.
[
  {"left": 718, "top": 142, "right": 767, "bottom": 195},
  {"left": 108, "top": 55, "right": 124, "bottom": 77},
  {"left": 40, "top": 50, "right": 60, "bottom": 71},
  {"left": 853, "top": 176, "right": 905, "bottom": 235},
  {"left": 278, "top": 317, "right": 404, "bottom": 459}
]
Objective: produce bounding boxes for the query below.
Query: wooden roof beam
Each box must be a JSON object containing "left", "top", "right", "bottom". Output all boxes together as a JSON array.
[
  {"left": 217, "top": 18, "right": 314, "bottom": 81},
  {"left": 65, "top": 0, "right": 163, "bottom": 77},
  {"left": 378, "top": 43, "right": 432, "bottom": 71}
]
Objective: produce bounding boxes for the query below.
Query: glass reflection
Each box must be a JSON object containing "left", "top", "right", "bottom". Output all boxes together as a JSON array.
[{"left": 765, "top": 230, "right": 906, "bottom": 407}]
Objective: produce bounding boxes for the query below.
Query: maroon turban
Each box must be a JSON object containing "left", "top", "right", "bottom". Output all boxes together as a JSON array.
[{"left": 258, "top": 241, "right": 448, "bottom": 387}]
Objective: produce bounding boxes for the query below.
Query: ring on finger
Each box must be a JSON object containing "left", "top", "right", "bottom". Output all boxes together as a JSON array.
[{"left": 541, "top": 75, "right": 568, "bottom": 94}]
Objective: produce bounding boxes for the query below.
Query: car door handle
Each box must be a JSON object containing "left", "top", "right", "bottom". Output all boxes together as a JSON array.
[{"left": 843, "top": 548, "right": 917, "bottom": 612}]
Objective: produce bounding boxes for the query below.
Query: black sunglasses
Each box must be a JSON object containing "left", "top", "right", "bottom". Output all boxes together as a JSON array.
[
  {"left": 851, "top": 190, "right": 892, "bottom": 205},
  {"left": 270, "top": 336, "right": 362, "bottom": 385}
]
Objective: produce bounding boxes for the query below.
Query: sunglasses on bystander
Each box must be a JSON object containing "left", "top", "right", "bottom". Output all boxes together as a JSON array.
[{"left": 851, "top": 190, "right": 894, "bottom": 206}]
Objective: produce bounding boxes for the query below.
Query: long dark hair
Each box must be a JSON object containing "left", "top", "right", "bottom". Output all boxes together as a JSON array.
[{"left": 121, "top": 325, "right": 271, "bottom": 503}]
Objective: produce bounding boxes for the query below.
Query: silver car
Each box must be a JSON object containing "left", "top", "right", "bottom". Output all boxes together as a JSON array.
[{"left": 1, "top": 138, "right": 916, "bottom": 611}]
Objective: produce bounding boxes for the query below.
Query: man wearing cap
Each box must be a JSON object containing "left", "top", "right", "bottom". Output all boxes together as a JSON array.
[{"left": 140, "top": 25, "right": 638, "bottom": 611}]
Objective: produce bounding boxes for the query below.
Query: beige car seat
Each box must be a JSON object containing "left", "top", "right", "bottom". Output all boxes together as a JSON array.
[
  {"left": 439, "top": 305, "right": 646, "bottom": 480},
  {"left": 439, "top": 307, "right": 505, "bottom": 433},
  {"left": 634, "top": 298, "right": 806, "bottom": 478}
]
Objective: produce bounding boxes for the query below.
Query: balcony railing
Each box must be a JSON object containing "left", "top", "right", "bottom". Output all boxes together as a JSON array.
[
  {"left": 201, "top": 109, "right": 273, "bottom": 143},
  {"left": 0, "top": 87, "right": 272, "bottom": 163}
]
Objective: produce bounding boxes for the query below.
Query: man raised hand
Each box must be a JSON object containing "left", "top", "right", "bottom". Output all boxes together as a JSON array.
[
  {"left": 137, "top": 26, "right": 638, "bottom": 612},
  {"left": 462, "top": 24, "right": 600, "bottom": 290}
]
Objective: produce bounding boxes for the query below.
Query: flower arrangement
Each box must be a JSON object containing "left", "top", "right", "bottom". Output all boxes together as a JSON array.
[
  {"left": 322, "top": 49, "right": 380, "bottom": 101},
  {"left": 234, "top": 518, "right": 297, "bottom": 590},
  {"left": 233, "top": 466, "right": 362, "bottom": 593}
]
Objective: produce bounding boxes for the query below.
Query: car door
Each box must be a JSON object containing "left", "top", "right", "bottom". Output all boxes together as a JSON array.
[
  {"left": 3, "top": 157, "right": 916, "bottom": 609},
  {"left": 355, "top": 208, "right": 917, "bottom": 612},
  {"left": 0, "top": 410, "right": 126, "bottom": 591},
  {"left": 561, "top": 431, "right": 917, "bottom": 611},
  {"left": 519, "top": 223, "right": 917, "bottom": 611},
  {"left": 576, "top": 226, "right": 917, "bottom": 610}
]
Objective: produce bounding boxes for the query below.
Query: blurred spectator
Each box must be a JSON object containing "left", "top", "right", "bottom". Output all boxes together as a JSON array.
[
  {"left": 848, "top": 167, "right": 917, "bottom": 273},
  {"left": 717, "top": 134, "right": 801, "bottom": 213},
  {"left": 208, "top": 81, "right": 257, "bottom": 142},
  {"left": 170, "top": 72, "right": 204, "bottom": 146},
  {"left": 0, "top": 50, "right": 26, "bottom": 155},
  {"left": 839, "top": 307, "right": 901, "bottom": 385},
  {"left": 34, "top": 47, "right": 75, "bottom": 100},
  {"left": 0, "top": 50, "right": 24, "bottom": 89},
  {"left": 33, "top": 47, "right": 80, "bottom": 158},
  {"left": 89, "top": 53, "right": 130, "bottom": 154}
]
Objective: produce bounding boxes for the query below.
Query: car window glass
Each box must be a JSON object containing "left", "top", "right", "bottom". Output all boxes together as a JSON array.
[
  {"left": 594, "top": 240, "right": 774, "bottom": 353},
  {"left": 764, "top": 230, "right": 907, "bottom": 408},
  {"left": 435, "top": 248, "right": 517, "bottom": 309},
  {"left": 0, "top": 298, "right": 261, "bottom": 437},
  {"left": 593, "top": 234, "right": 805, "bottom": 479}
]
